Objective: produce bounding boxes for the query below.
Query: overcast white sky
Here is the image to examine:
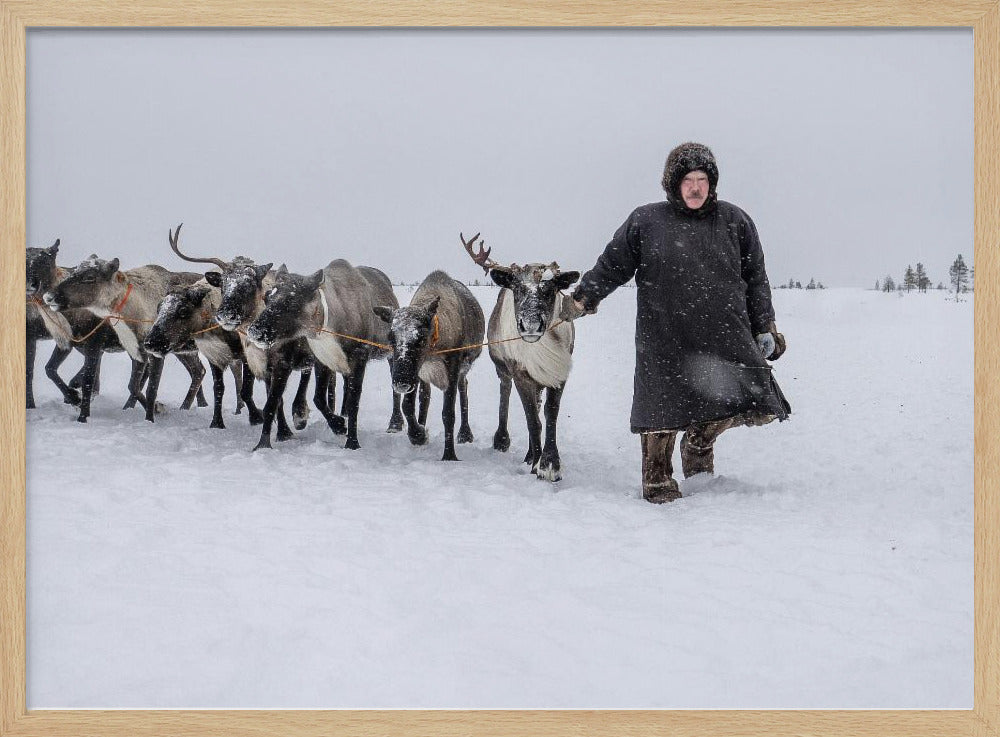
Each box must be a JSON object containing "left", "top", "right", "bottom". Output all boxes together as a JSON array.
[{"left": 26, "top": 29, "right": 972, "bottom": 288}]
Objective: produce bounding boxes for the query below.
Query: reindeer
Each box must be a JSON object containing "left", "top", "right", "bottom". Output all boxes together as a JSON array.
[
  {"left": 42, "top": 254, "right": 209, "bottom": 422},
  {"left": 143, "top": 274, "right": 259, "bottom": 430},
  {"left": 26, "top": 239, "right": 129, "bottom": 418},
  {"left": 245, "top": 260, "right": 403, "bottom": 451},
  {"left": 373, "top": 270, "right": 485, "bottom": 461},
  {"left": 166, "top": 225, "right": 339, "bottom": 450},
  {"left": 462, "top": 233, "right": 580, "bottom": 481}
]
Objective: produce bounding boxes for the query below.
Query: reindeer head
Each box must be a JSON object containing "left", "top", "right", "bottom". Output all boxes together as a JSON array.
[
  {"left": 167, "top": 223, "right": 272, "bottom": 331},
  {"left": 373, "top": 296, "right": 441, "bottom": 395},
  {"left": 26, "top": 239, "right": 60, "bottom": 297},
  {"left": 43, "top": 254, "right": 122, "bottom": 312},
  {"left": 245, "top": 266, "right": 324, "bottom": 349},
  {"left": 144, "top": 284, "right": 213, "bottom": 357},
  {"left": 461, "top": 232, "right": 579, "bottom": 343}
]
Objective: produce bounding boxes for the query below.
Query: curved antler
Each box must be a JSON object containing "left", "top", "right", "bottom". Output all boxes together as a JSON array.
[
  {"left": 168, "top": 223, "right": 230, "bottom": 270},
  {"left": 460, "top": 231, "right": 506, "bottom": 274}
]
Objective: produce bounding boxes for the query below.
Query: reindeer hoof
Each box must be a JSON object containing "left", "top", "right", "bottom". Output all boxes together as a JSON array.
[
  {"left": 27, "top": 400, "right": 36, "bottom": 410},
  {"left": 386, "top": 415, "right": 404, "bottom": 433},
  {"left": 328, "top": 415, "right": 347, "bottom": 435},
  {"left": 209, "top": 418, "right": 225, "bottom": 430},
  {"left": 197, "top": 397, "right": 209, "bottom": 408},
  {"left": 247, "top": 409, "right": 263, "bottom": 426},
  {"left": 457, "top": 426, "right": 474, "bottom": 444},
  {"left": 408, "top": 426, "right": 428, "bottom": 446},
  {"left": 252, "top": 438, "right": 272, "bottom": 451},
  {"left": 442, "top": 451, "right": 459, "bottom": 461},
  {"left": 345, "top": 437, "right": 360, "bottom": 450},
  {"left": 63, "top": 390, "right": 81, "bottom": 406},
  {"left": 293, "top": 408, "right": 309, "bottom": 431},
  {"left": 276, "top": 428, "right": 294, "bottom": 442},
  {"left": 535, "top": 463, "right": 562, "bottom": 482},
  {"left": 493, "top": 431, "right": 510, "bottom": 452},
  {"left": 76, "top": 415, "right": 88, "bottom": 424}
]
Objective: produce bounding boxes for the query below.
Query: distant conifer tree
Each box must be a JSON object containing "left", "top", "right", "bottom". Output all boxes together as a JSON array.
[
  {"left": 903, "top": 265, "right": 917, "bottom": 293},
  {"left": 883, "top": 276, "right": 896, "bottom": 292},
  {"left": 949, "top": 254, "right": 970, "bottom": 301}
]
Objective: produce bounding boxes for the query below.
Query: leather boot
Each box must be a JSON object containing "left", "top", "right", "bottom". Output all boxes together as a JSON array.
[
  {"left": 680, "top": 433, "right": 714, "bottom": 477},
  {"left": 641, "top": 431, "right": 681, "bottom": 503}
]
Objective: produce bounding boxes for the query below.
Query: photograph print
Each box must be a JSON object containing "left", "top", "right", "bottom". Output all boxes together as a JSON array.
[{"left": 25, "top": 28, "right": 972, "bottom": 708}]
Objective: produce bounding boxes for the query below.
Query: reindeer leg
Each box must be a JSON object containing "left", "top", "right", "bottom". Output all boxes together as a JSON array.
[
  {"left": 513, "top": 376, "right": 543, "bottom": 472},
  {"left": 402, "top": 386, "right": 427, "bottom": 446},
  {"left": 313, "top": 363, "right": 346, "bottom": 435},
  {"left": 209, "top": 362, "right": 226, "bottom": 429},
  {"left": 536, "top": 385, "right": 564, "bottom": 482},
  {"left": 143, "top": 355, "right": 165, "bottom": 422},
  {"left": 457, "top": 375, "right": 474, "bottom": 444},
  {"left": 343, "top": 358, "right": 368, "bottom": 450},
  {"left": 240, "top": 361, "right": 263, "bottom": 425},
  {"left": 123, "top": 359, "right": 147, "bottom": 411},
  {"left": 292, "top": 366, "right": 311, "bottom": 431},
  {"left": 418, "top": 380, "right": 431, "bottom": 426},
  {"left": 276, "top": 398, "right": 294, "bottom": 442},
  {"left": 75, "top": 342, "right": 101, "bottom": 423},
  {"left": 386, "top": 359, "right": 404, "bottom": 433},
  {"left": 176, "top": 352, "right": 206, "bottom": 410},
  {"left": 254, "top": 365, "right": 291, "bottom": 451},
  {"left": 229, "top": 363, "right": 245, "bottom": 414},
  {"left": 26, "top": 336, "right": 37, "bottom": 409},
  {"left": 44, "top": 344, "right": 80, "bottom": 406},
  {"left": 493, "top": 368, "right": 512, "bottom": 452},
  {"left": 441, "top": 363, "right": 461, "bottom": 461}
]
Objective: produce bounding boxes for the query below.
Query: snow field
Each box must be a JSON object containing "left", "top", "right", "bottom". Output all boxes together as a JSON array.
[{"left": 26, "top": 286, "right": 973, "bottom": 707}]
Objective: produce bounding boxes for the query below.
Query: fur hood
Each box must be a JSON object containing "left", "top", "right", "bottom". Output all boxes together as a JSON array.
[{"left": 661, "top": 142, "right": 719, "bottom": 217}]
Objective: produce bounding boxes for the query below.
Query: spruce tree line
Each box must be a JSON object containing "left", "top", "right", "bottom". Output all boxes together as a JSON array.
[
  {"left": 777, "top": 277, "right": 824, "bottom": 290},
  {"left": 874, "top": 255, "right": 972, "bottom": 297}
]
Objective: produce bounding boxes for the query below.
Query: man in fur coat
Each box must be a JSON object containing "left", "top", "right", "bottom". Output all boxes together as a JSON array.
[{"left": 570, "top": 142, "right": 790, "bottom": 503}]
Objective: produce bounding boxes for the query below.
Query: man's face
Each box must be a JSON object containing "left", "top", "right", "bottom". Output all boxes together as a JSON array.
[{"left": 680, "top": 170, "right": 710, "bottom": 210}]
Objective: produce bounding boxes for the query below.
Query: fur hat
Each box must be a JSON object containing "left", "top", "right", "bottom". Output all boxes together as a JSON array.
[{"left": 661, "top": 142, "right": 720, "bottom": 201}]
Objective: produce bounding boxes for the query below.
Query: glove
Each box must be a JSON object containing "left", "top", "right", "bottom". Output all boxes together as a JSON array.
[
  {"left": 569, "top": 287, "right": 600, "bottom": 316},
  {"left": 756, "top": 332, "right": 776, "bottom": 359},
  {"left": 757, "top": 322, "right": 786, "bottom": 361}
]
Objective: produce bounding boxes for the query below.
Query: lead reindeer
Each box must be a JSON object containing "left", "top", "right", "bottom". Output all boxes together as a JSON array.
[
  {"left": 373, "top": 270, "right": 485, "bottom": 461},
  {"left": 462, "top": 233, "right": 580, "bottom": 481}
]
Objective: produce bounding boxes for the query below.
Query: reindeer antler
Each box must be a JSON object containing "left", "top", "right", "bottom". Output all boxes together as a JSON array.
[
  {"left": 168, "top": 223, "right": 230, "bottom": 270},
  {"left": 460, "top": 232, "right": 503, "bottom": 274}
]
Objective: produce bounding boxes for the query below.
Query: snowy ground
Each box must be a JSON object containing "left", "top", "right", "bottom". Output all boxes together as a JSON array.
[{"left": 25, "top": 286, "right": 973, "bottom": 708}]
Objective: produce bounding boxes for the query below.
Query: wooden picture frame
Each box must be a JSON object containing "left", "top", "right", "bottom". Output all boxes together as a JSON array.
[{"left": 2, "top": 2, "right": 997, "bottom": 735}]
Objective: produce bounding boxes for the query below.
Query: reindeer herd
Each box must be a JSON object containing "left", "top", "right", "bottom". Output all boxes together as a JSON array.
[{"left": 25, "top": 228, "right": 583, "bottom": 481}]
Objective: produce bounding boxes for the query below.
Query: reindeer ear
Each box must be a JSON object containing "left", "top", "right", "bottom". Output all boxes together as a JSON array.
[
  {"left": 204, "top": 271, "right": 222, "bottom": 288},
  {"left": 107, "top": 258, "right": 120, "bottom": 275},
  {"left": 554, "top": 271, "right": 580, "bottom": 290},
  {"left": 373, "top": 305, "right": 394, "bottom": 324},
  {"left": 307, "top": 269, "right": 324, "bottom": 291},
  {"left": 425, "top": 296, "right": 441, "bottom": 317},
  {"left": 489, "top": 268, "right": 517, "bottom": 290},
  {"left": 277, "top": 264, "right": 288, "bottom": 276},
  {"left": 48, "top": 239, "right": 60, "bottom": 256},
  {"left": 255, "top": 263, "right": 273, "bottom": 282}
]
